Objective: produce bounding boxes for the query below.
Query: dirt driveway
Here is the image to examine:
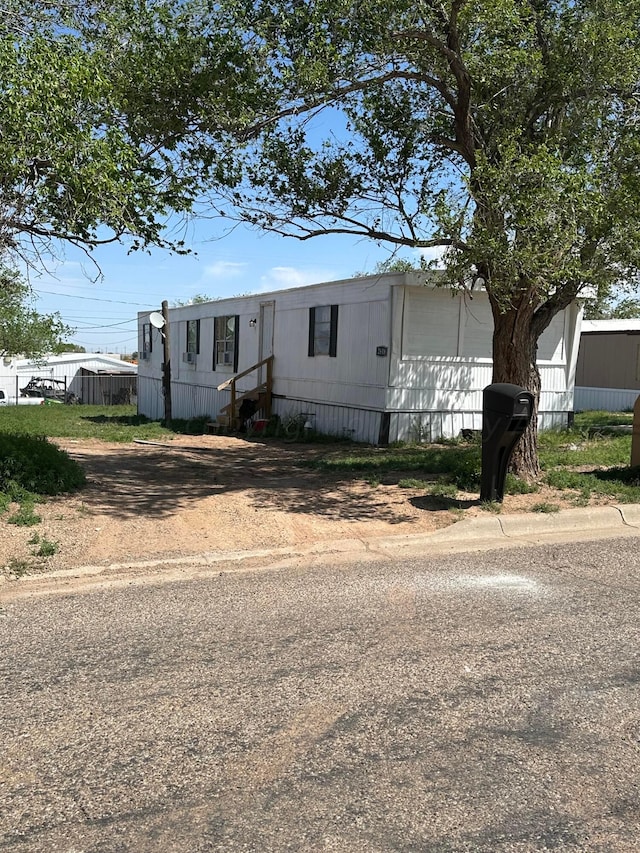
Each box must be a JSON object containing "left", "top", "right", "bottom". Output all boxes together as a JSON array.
[
  {"left": 1, "top": 435, "right": 459, "bottom": 576},
  {"left": 0, "top": 434, "right": 589, "bottom": 578}
]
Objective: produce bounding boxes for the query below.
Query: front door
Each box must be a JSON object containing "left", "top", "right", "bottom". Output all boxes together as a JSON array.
[{"left": 259, "top": 301, "right": 275, "bottom": 383}]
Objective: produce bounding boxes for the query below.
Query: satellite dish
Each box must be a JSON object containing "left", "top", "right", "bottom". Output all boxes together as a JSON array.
[{"left": 149, "top": 312, "right": 165, "bottom": 329}]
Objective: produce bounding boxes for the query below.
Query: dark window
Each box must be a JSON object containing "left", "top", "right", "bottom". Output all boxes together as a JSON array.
[
  {"left": 214, "top": 315, "right": 239, "bottom": 371},
  {"left": 186, "top": 319, "right": 200, "bottom": 354},
  {"left": 308, "top": 305, "right": 338, "bottom": 357},
  {"left": 142, "top": 323, "right": 152, "bottom": 354}
]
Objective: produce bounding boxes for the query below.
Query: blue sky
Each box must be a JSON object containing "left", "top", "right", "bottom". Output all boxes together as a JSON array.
[{"left": 27, "top": 216, "right": 432, "bottom": 355}]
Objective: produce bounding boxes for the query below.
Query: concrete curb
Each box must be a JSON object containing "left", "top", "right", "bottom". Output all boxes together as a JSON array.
[
  {"left": 2, "top": 505, "right": 639, "bottom": 596},
  {"left": 354, "top": 505, "right": 640, "bottom": 559}
]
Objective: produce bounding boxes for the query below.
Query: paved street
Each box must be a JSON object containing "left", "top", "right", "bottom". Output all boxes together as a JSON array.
[{"left": 1, "top": 538, "right": 639, "bottom": 852}]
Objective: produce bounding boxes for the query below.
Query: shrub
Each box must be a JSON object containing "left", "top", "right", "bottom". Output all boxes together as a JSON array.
[{"left": 0, "top": 434, "right": 86, "bottom": 496}]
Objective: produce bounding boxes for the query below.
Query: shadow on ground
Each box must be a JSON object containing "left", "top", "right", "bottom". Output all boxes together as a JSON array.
[{"left": 59, "top": 437, "right": 434, "bottom": 525}]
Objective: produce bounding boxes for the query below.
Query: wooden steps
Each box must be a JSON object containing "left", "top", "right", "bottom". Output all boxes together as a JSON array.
[
  {"left": 206, "top": 390, "right": 270, "bottom": 435},
  {"left": 206, "top": 355, "right": 274, "bottom": 436},
  {"left": 219, "top": 385, "right": 268, "bottom": 416}
]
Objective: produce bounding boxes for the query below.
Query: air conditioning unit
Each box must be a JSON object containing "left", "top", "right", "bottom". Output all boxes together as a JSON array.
[{"left": 182, "top": 351, "right": 197, "bottom": 364}]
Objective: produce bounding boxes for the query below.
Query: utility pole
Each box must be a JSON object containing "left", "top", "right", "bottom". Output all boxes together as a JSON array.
[{"left": 161, "top": 299, "right": 172, "bottom": 425}]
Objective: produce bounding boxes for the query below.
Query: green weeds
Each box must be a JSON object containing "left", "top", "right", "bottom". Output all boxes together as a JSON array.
[
  {"left": 27, "top": 533, "right": 59, "bottom": 557},
  {"left": 530, "top": 502, "right": 561, "bottom": 513},
  {"left": 7, "top": 504, "right": 41, "bottom": 526}
]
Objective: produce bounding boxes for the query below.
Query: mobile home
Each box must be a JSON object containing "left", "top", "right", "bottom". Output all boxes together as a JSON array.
[
  {"left": 137, "top": 272, "right": 582, "bottom": 444},
  {"left": 575, "top": 319, "right": 640, "bottom": 411}
]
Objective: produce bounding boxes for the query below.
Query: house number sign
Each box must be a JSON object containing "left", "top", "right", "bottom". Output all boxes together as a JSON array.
[{"left": 376, "top": 346, "right": 388, "bottom": 357}]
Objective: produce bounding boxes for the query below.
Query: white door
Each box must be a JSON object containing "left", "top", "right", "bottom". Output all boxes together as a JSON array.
[{"left": 259, "top": 301, "right": 275, "bottom": 383}]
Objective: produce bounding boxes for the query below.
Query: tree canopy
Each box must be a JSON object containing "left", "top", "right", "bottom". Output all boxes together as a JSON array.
[
  {"left": 0, "top": 268, "right": 71, "bottom": 357},
  {"left": 203, "top": 0, "right": 640, "bottom": 474},
  {"left": 0, "top": 0, "right": 268, "bottom": 267}
]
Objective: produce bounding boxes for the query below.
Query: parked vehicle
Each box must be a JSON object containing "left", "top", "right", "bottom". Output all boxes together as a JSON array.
[
  {"left": 19, "top": 376, "right": 68, "bottom": 401},
  {"left": 0, "top": 390, "right": 46, "bottom": 406}
]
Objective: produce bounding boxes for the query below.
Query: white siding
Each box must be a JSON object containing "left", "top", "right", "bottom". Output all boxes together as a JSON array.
[
  {"left": 137, "top": 273, "right": 581, "bottom": 444},
  {"left": 388, "top": 408, "right": 570, "bottom": 444},
  {"left": 538, "top": 313, "right": 565, "bottom": 361},
  {"left": 137, "top": 377, "right": 164, "bottom": 421},
  {"left": 138, "top": 275, "right": 394, "bottom": 422},
  {"left": 388, "top": 286, "right": 576, "bottom": 424},
  {"left": 574, "top": 386, "right": 640, "bottom": 412},
  {"left": 402, "top": 288, "right": 460, "bottom": 357},
  {"left": 461, "top": 296, "right": 493, "bottom": 358}
]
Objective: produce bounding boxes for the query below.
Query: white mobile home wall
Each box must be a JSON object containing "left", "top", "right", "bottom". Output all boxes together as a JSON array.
[
  {"left": 137, "top": 272, "right": 581, "bottom": 443},
  {"left": 385, "top": 285, "right": 579, "bottom": 442}
]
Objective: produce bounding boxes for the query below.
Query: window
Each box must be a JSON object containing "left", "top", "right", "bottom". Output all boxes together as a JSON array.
[
  {"left": 142, "top": 323, "right": 152, "bottom": 355},
  {"left": 186, "top": 319, "right": 200, "bottom": 354},
  {"left": 214, "top": 315, "right": 239, "bottom": 370},
  {"left": 308, "top": 305, "right": 338, "bottom": 357}
]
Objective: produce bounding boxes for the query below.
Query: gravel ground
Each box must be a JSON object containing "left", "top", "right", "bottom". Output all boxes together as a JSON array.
[{"left": 0, "top": 434, "right": 611, "bottom": 579}]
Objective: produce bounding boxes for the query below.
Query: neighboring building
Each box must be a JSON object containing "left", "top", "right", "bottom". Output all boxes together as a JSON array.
[
  {"left": 0, "top": 353, "right": 137, "bottom": 405},
  {"left": 574, "top": 319, "right": 640, "bottom": 411},
  {"left": 137, "top": 272, "right": 583, "bottom": 444}
]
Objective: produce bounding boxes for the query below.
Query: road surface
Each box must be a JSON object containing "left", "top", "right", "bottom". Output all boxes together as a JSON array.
[{"left": 1, "top": 538, "right": 639, "bottom": 851}]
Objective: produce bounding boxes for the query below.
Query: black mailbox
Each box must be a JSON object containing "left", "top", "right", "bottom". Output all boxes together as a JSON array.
[{"left": 480, "top": 383, "right": 534, "bottom": 503}]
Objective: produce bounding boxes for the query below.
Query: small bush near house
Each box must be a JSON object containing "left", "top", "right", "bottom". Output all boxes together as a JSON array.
[
  {"left": 0, "top": 434, "right": 86, "bottom": 496},
  {"left": 0, "top": 434, "right": 86, "bottom": 524}
]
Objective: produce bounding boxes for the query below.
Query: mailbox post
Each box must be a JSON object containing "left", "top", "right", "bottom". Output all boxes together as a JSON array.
[{"left": 480, "top": 383, "right": 534, "bottom": 503}]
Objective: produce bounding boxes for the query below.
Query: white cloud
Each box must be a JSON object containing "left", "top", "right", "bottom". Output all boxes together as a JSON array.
[
  {"left": 204, "top": 261, "right": 248, "bottom": 279},
  {"left": 259, "top": 266, "right": 336, "bottom": 292},
  {"left": 417, "top": 245, "right": 448, "bottom": 266}
]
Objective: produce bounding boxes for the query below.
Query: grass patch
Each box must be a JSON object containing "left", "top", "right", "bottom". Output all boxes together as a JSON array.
[
  {"left": 480, "top": 500, "right": 502, "bottom": 513},
  {"left": 539, "top": 430, "right": 631, "bottom": 469},
  {"left": 306, "top": 410, "right": 640, "bottom": 510},
  {"left": 573, "top": 410, "right": 633, "bottom": 430},
  {"left": 398, "top": 478, "right": 432, "bottom": 489},
  {"left": 530, "top": 502, "right": 561, "bottom": 513},
  {"left": 7, "top": 504, "right": 41, "bottom": 526},
  {"left": 504, "top": 473, "right": 539, "bottom": 495},
  {"left": 0, "top": 404, "right": 193, "bottom": 442},
  {"left": 428, "top": 482, "right": 459, "bottom": 499},
  {"left": 6, "top": 558, "right": 31, "bottom": 578},
  {"left": 545, "top": 466, "right": 640, "bottom": 503},
  {"left": 0, "top": 434, "right": 86, "bottom": 496},
  {"left": 310, "top": 444, "right": 482, "bottom": 491}
]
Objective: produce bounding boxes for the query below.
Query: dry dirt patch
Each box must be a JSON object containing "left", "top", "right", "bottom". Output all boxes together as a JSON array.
[{"left": 0, "top": 434, "right": 604, "bottom": 577}]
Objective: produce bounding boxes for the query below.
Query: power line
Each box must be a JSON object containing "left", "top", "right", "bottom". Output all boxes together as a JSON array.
[
  {"left": 69, "top": 319, "right": 137, "bottom": 329},
  {"left": 71, "top": 335, "right": 138, "bottom": 347},
  {"left": 34, "top": 288, "right": 157, "bottom": 307}
]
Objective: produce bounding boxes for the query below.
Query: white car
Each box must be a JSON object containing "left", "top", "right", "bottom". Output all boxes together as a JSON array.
[{"left": 0, "top": 390, "right": 46, "bottom": 406}]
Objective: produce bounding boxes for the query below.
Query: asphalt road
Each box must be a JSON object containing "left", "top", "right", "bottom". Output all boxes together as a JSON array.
[{"left": 1, "top": 538, "right": 639, "bottom": 852}]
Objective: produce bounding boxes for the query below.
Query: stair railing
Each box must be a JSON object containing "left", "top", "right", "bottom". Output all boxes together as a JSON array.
[{"left": 216, "top": 355, "right": 273, "bottom": 422}]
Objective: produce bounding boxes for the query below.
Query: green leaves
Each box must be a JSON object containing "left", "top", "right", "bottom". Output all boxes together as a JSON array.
[
  {"left": 0, "top": 268, "right": 72, "bottom": 358},
  {"left": 0, "top": 0, "right": 269, "bottom": 262}
]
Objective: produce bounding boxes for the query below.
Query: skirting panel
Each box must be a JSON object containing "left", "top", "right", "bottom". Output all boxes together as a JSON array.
[
  {"left": 574, "top": 386, "right": 640, "bottom": 412},
  {"left": 138, "top": 376, "right": 571, "bottom": 445}
]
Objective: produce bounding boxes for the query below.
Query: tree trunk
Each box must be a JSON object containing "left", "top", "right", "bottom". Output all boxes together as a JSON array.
[{"left": 491, "top": 306, "right": 541, "bottom": 480}]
